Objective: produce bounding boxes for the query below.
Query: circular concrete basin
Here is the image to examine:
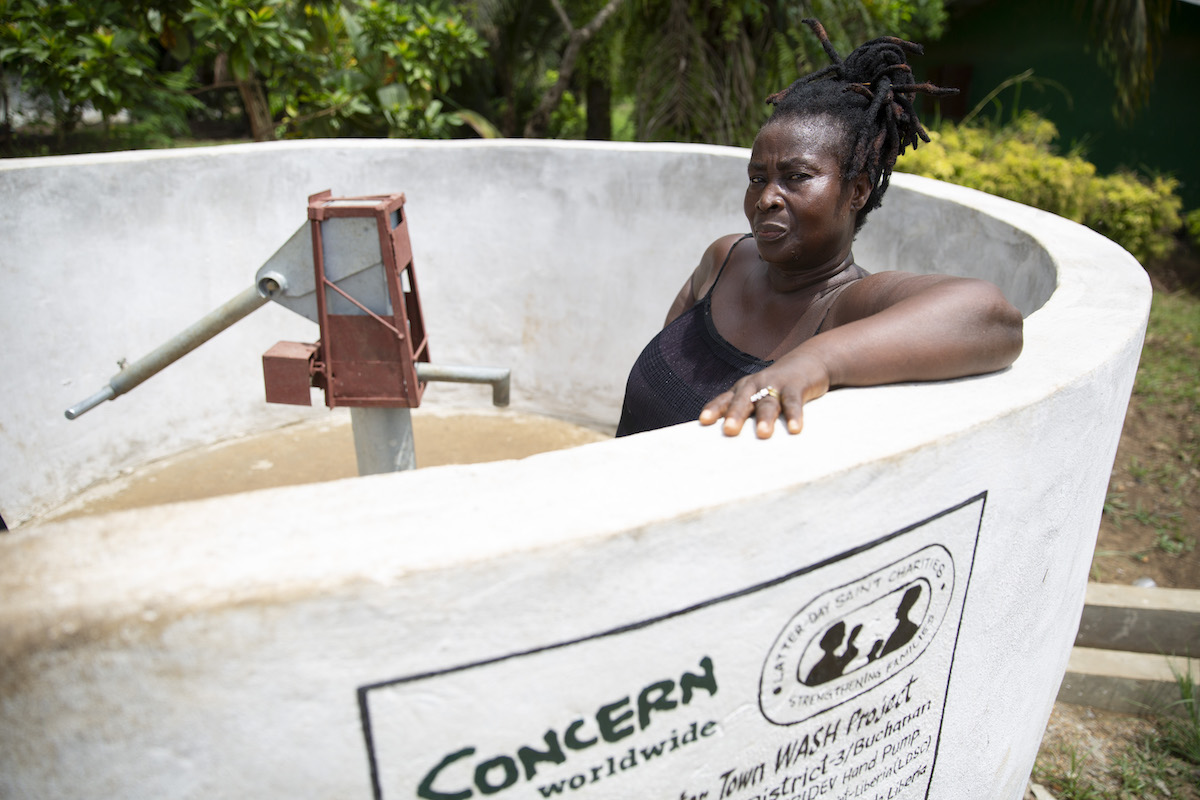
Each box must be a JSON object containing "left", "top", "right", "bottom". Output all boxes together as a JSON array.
[{"left": 0, "top": 141, "right": 1148, "bottom": 800}]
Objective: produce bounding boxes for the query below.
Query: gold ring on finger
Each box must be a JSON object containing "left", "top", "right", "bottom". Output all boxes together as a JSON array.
[{"left": 750, "top": 386, "right": 780, "bottom": 403}]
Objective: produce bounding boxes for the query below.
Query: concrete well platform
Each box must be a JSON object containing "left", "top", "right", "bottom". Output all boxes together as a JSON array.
[{"left": 0, "top": 141, "right": 1150, "bottom": 800}]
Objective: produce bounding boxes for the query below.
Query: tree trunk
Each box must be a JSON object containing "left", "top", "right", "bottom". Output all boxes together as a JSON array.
[
  {"left": 524, "top": 0, "right": 625, "bottom": 138},
  {"left": 585, "top": 77, "right": 612, "bottom": 140},
  {"left": 237, "top": 77, "right": 275, "bottom": 142},
  {"left": 0, "top": 64, "right": 9, "bottom": 141}
]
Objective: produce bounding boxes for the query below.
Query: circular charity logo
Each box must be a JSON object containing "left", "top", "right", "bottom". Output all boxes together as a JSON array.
[{"left": 759, "top": 544, "right": 955, "bottom": 725}]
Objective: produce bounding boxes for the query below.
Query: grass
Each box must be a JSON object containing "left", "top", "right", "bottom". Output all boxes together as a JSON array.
[
  {"left": 1110, "top": 741, "right": 1166, "bottom": 797},
  {"left": 1102, "top": 492, "right": 1194, "bottom": 559},
  {"left": 1034, "top": 653, "right": 1199, "bottom": 799},
  {"left": 1038, "top": 747, "right": 1106, "bottom": 800},
  {"left": 1160, "top": 661, "right": 1200, "bottom": 766},
  {"left": 1034, "top": 680, "right": 1200, "bottom": 799},
  {"left": 1134, "top": 291, "right": 1200, "bottom": 412},
  {"left": 1095, "top": 286, "right": 1200, "bottom": 578}
]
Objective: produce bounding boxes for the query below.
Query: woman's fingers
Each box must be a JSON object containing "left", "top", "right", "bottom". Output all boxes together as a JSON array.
[
  {"left": 699, "top": 381, "right": 804, "bottom": 438},
  {"left": 698, "top": 394, "right": 730, "bottom": 427},
  {"left": 699, "top": 387, "right": 752, "bottom": 434},
  {"left": 699, "top": 385, "right": 754, "bottom": 435},
  {"left": 752, "top": 389, "right": 782, "bottom": 438},
  {"left": 780, "top": 388, "right": 805, "bottom": 435}
]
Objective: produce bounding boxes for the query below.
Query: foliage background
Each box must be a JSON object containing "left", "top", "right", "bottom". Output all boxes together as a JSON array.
[
  {"left": 895, "top": 112, "right": 1183, "bottom": 265},
  {"left": 3, "top": 0, "right": 1196, "bottom": 271}
]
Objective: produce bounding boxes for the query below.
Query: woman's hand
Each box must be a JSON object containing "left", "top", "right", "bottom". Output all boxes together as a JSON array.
[{"left": 699, "top": 349, "right": 832, "bottom": 439}]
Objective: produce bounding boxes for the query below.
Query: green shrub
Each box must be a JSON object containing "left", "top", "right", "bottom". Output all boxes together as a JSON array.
[
  {"left": 1186, "top": 209, "right": 1200, "bottom": 249},
  {"left": 896, "top": 113, "right": 1182, "bottom": 264},
  {"left": 1087, "top": 172, "right": 1182, "bottom": 263}
]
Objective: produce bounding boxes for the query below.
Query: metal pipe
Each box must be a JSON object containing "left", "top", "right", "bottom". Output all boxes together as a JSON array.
[
  {"left": 64, "top": 386, "right": 117, "bottom": 420},
  {"left": 65, "top": 283, "right": 276, "bottom": 420},
  {"left": 350, "top": 407, "right": 416, "bottom": 474},
  {"left": 348, "top": 366, "right": 510, "bottom": 476},
  {"left": 415, "top": 363, "right": 511, "bottom": 407}
]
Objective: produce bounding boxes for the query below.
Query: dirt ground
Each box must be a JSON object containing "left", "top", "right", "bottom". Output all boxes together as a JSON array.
[
  {"left": 1089, "top": 238, "right": 1199, "bottom": 591},
  {"left": 1090, "top": 400, "right": 1200, "bottom": 590}
]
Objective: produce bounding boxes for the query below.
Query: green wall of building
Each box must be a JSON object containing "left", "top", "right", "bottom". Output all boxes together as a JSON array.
[{"left": 920, "top": 0, "right": 1199, "bottom": 209}]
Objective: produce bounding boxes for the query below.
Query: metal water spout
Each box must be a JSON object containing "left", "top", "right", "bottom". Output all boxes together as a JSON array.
[{"left": 65, "top": 190, "right": 511, "bottom": 476}]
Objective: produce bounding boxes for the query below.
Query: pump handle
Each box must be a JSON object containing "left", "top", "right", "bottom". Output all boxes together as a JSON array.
[{"left": 64, "top": 283, "right": 279, "bottom": 420}]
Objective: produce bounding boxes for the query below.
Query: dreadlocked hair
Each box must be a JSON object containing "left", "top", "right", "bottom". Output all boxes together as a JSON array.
[{"left": 765, "top": 19, "right": 958, "bottom": 230}]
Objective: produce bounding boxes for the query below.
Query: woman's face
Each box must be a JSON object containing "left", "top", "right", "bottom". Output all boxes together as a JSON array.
[{"left": 743, "top": 116, "right": 870, "bottom": 270}]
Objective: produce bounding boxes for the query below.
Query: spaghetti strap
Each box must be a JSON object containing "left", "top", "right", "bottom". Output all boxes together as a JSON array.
[{"left": 700, "top": 233, "right": 754, "bottom": 301}]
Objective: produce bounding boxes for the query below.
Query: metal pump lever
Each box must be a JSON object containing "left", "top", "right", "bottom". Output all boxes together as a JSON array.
[
  {"left": 63, "top": 291, "right": 511, "bottom": 419},
  {"left": 65, "top": 283, "right": 276, "bottom": 420}
]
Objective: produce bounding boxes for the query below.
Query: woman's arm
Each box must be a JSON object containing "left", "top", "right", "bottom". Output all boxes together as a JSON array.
[{"left": 699, "top": 272, "right": 1024, "bottom": 438}]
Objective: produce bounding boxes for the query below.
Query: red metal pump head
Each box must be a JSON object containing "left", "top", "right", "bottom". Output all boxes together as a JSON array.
[{"left": 262, "top": 191, "right": 430, "bottom": 409}]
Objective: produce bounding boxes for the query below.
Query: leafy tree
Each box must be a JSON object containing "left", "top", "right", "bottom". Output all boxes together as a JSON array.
[
  {"left": 459, "top": 0, "right": 948, "bottom": 144},
  {"left": 0, "top": 0, "right": 200, "bottom": 145},
  {"left": 325, "top": 1, "right": 485, "bottom": 138},
  {"left": 1, "top": 0, "right": 486, "bottom": 145},
  {"left": 460, "top": 0, "right": 573, "bottom": 137},
  {"left": 182, "top": 0, "right": 485, "bottom": 140},
  {"left": 617, "top": 0, "right": 948, "bottom": 146},
  {"left": 181, "top": 0, "right": 312, "bottom": 140},
  {"left": 3, "top": 0, "right": 956, "bottom": 148},
  {"left": 183, "top": 0, "right": 483, "bottom": 140}
]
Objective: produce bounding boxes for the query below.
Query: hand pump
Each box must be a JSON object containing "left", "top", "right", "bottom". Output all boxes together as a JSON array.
[{"left": 65, "top": 190, "right": 510, "bottom": 475}]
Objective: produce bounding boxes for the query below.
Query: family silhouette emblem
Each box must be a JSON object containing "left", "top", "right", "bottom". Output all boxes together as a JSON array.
[{"left": 804, "top": 584, "right": 924, "bottom": 687}]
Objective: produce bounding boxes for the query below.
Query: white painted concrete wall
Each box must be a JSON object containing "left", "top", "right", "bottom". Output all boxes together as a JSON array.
[
  {"left": 0, "top": 142, "right": 1148, "bottom": 800},
  {"left": 1, "top": 140, "right": 752, "bottom": 524}
]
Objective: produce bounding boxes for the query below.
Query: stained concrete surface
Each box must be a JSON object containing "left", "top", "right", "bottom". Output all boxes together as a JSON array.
[{"left": 37, "top": 410, "right": 613, "bottom": 524}]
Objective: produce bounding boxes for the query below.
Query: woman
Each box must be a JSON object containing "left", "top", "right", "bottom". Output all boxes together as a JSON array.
[{"left": 615, "top": 20, "right": 1024, "bottom": 439}]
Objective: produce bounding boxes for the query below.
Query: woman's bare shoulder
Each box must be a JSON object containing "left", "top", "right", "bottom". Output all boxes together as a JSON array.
[
  {"left": 664, "top": 234, "right": 752, "bottom": 327},
  {"left": 691, "top": 233, "right": 753, "bottom": 299}
]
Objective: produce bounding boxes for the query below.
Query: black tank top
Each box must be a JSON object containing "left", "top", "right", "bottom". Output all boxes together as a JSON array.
[{"left": 615, "top": 236, "right": 867, "bottom": 436}]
